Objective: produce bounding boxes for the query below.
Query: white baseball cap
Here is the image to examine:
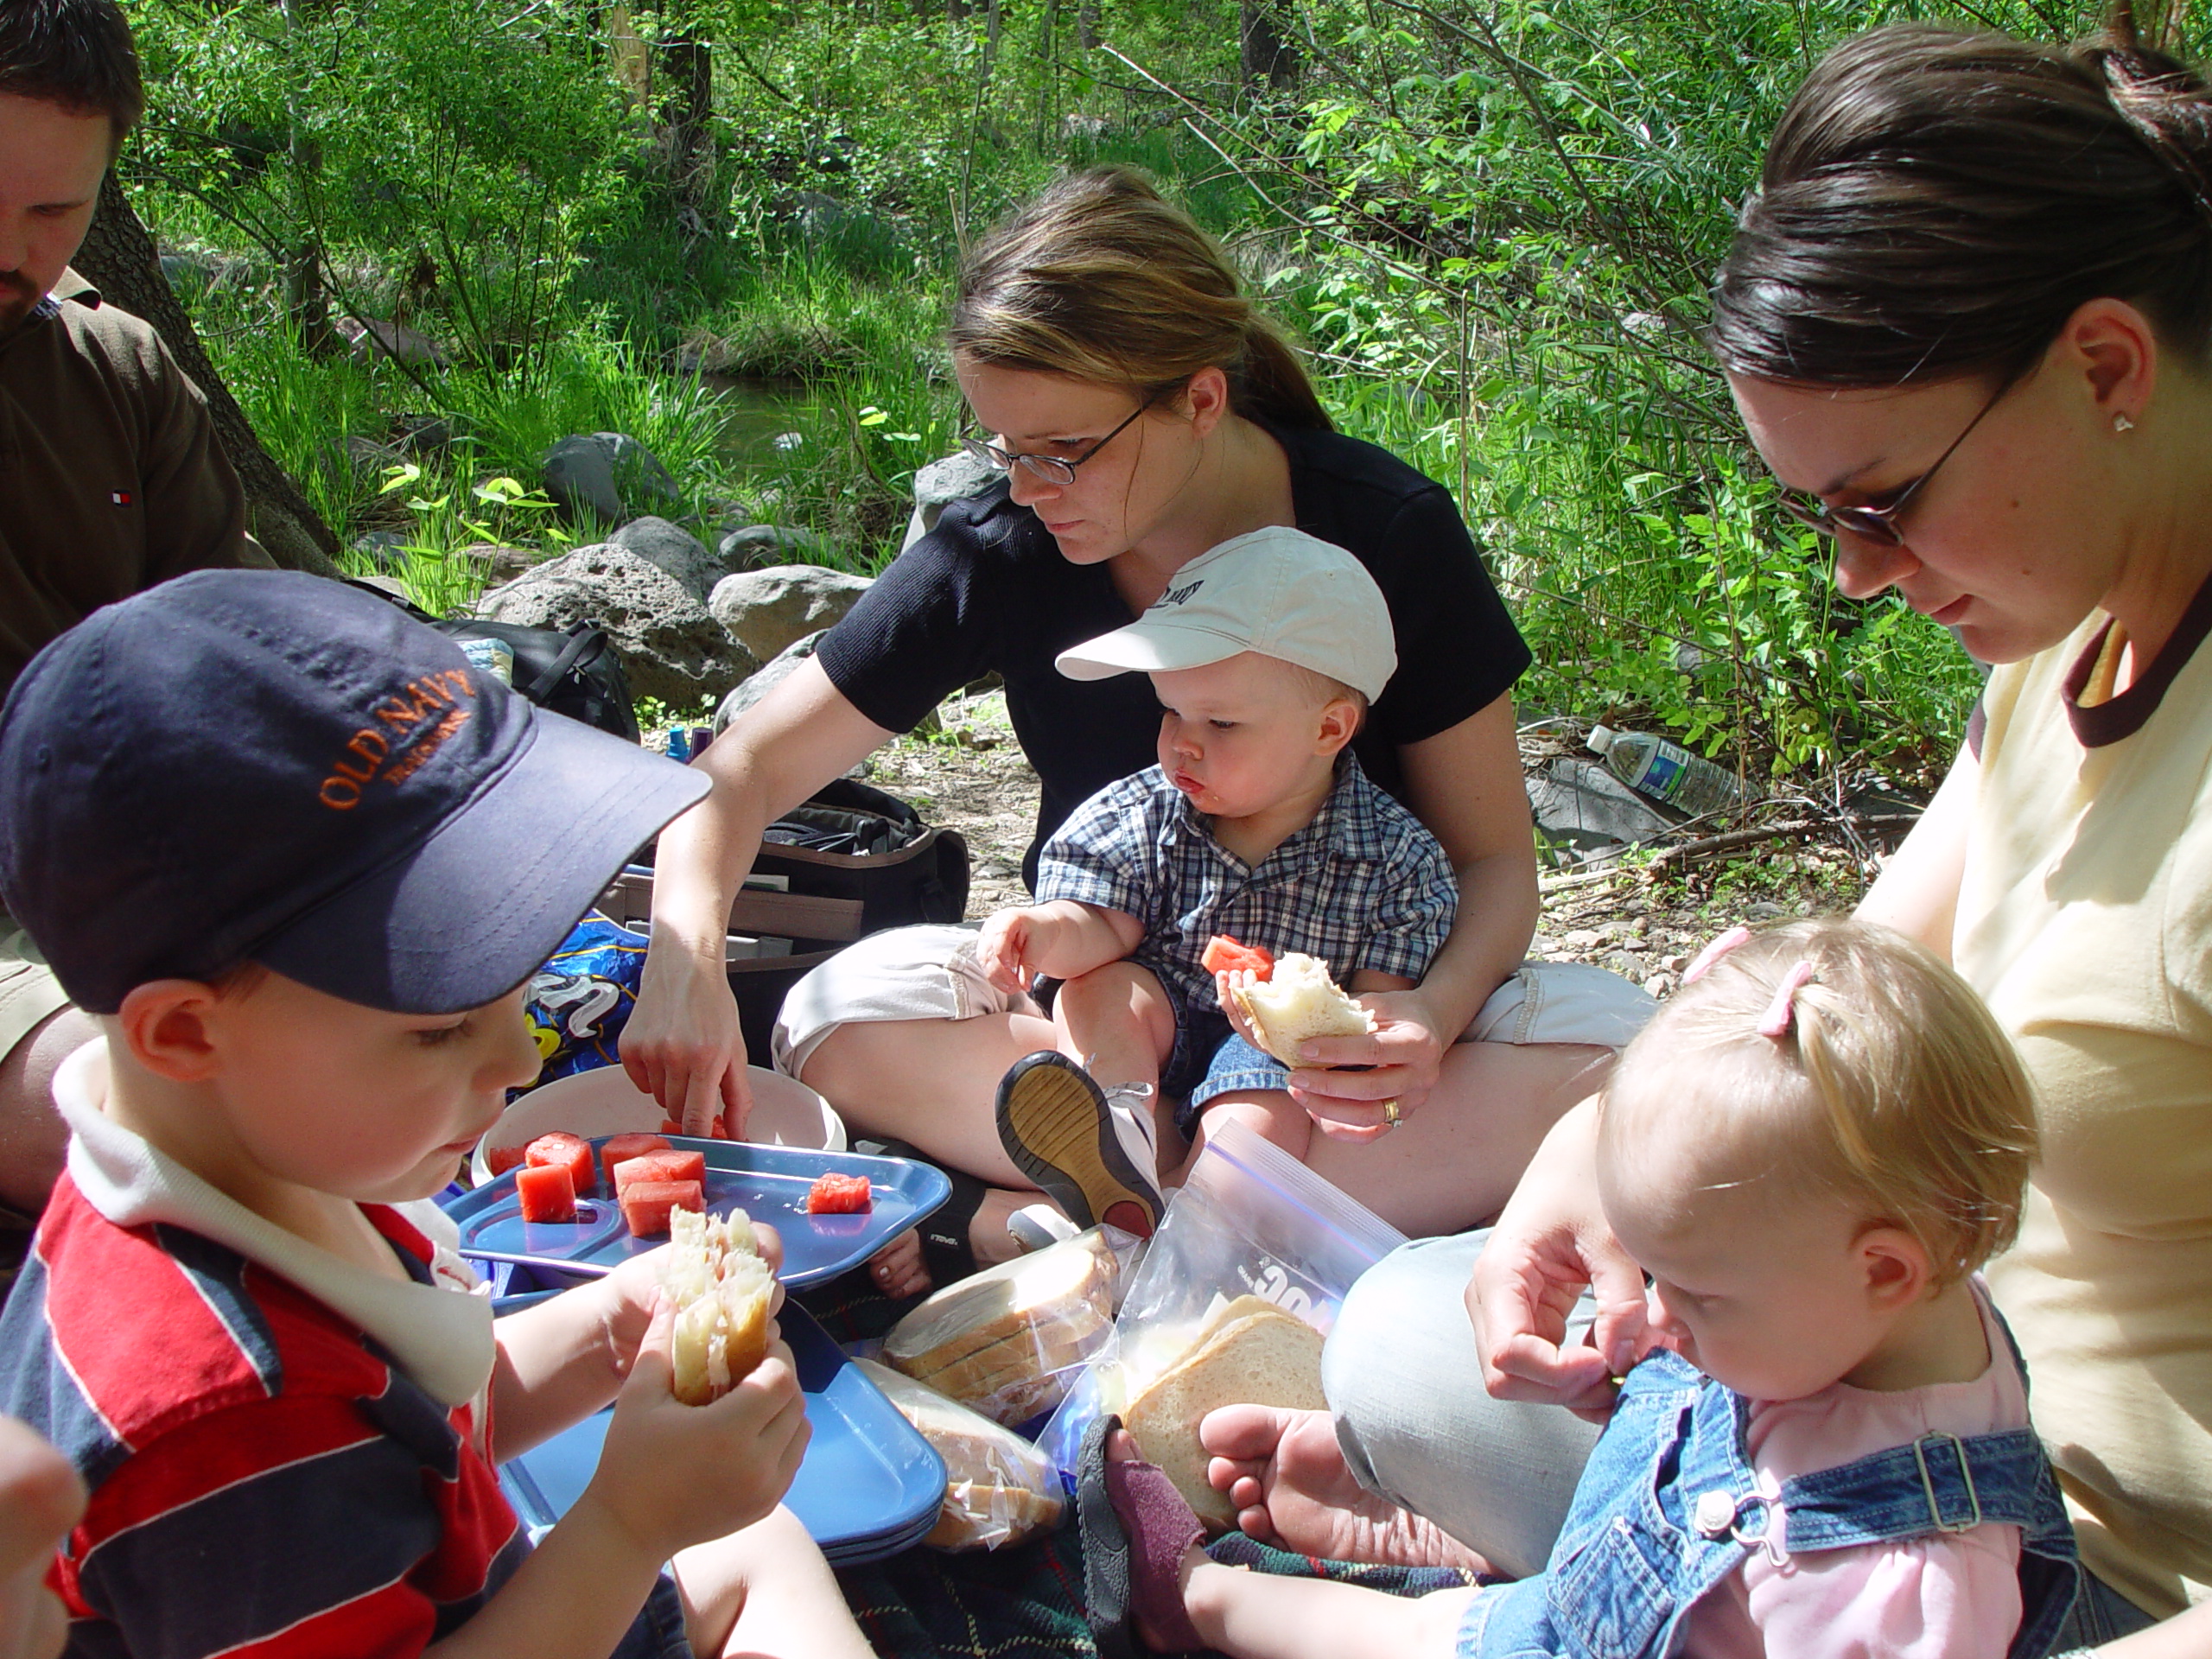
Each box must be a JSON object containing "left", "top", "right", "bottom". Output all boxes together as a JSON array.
[{"left": 1054, "top": 526, "right": 1397, "bottom": 700}]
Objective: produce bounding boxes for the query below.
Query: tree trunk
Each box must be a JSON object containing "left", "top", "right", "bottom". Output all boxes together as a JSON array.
[
  {"left": 980, "top": 0, "right": 1003, "bottom": 85},
  {"left": 658, "top": 19, "right": 716, "bottom": 218},
  {"left": 1078, "top": 0, "right": 1099, "bottom": 50},
  {"left": 1240, "top": 0, "right": 1298, "bottom": 92},
  {"left": 73, "top": 171, "right": 342, "bottom": 577},
  {"left": 280, "top": 0, "right": 340, "bottom": 355}
]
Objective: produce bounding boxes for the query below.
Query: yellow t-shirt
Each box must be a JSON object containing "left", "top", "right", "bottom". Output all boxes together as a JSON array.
[{"left": 1965, "top": 601, "right": 2212, "bottom": 1618}]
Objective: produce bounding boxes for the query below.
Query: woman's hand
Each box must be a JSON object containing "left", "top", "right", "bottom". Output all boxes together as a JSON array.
[
  {"left": 1283, "top": 988, "right": 1449, "bottom": 1138},
  {"left": 621, "top": 938, "right": 753, "bottom": 1139},
  {"left": 1465, "top": 1099, "right": 1651, "bottom": 1421}
]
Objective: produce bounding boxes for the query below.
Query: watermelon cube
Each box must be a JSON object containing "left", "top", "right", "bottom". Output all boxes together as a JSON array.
[
  {"left": 524, "top": 1132, "right": 595, "bottom": 1198},
  {"left": 515, "top": 1161, "right": 577, "bottom": 1224},
  {"left": 485, "top": 1141, "right": 529, "bottom": 1178},
  {"left": 612, "top": 1148, "right": 708, "bottom": 1194},
  {"left": 599, "top": 1134, "right": 671, "bottom": 1187},
  {"left": 620, "top": 1179, "right": 703, "bottom": 1237}
]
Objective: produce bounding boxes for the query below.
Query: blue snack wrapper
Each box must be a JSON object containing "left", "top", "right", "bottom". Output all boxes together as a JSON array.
[{"left": 523, "top": 913, "right": 650, "bottom": 1088}]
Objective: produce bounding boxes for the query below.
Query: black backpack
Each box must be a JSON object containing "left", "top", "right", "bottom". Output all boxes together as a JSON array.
[
  {"left": 345, "top": 580, "right": 639, "bottom": 741},
  {"left": 601, "top": 778, "right": 970, "bottom": 1062}
]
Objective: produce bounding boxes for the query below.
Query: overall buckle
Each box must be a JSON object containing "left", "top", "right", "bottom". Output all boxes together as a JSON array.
[{"left": 1913, "top": 1433, "right": 1983, "bottom": 1533}]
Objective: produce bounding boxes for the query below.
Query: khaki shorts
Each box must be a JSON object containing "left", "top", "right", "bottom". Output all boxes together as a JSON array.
[
  {"left": 771, "top": 923, "right": 1654, "bottom": 1078},
  {"left": 0, "top": 925, "right": 69, "bottom": 1065}
]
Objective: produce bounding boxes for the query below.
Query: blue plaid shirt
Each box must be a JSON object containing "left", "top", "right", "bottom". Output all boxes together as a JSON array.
[{"left": 1034, "top": 757, "right": 1458, "bottom": 1018}]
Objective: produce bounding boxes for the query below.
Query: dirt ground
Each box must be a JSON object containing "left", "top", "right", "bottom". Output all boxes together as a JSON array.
[{"left": 858, "top": 688, "right": 1881, "bottom": 1000}]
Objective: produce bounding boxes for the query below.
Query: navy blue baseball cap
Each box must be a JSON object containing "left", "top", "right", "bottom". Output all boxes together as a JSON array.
[{"left": 0, "top": 570, "right": 709, "bottom": 1014}]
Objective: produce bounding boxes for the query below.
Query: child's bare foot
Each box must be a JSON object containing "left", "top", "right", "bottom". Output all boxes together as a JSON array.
[{"left": 1201, "top": 1406, "right": 1490, "bottom": 1572}]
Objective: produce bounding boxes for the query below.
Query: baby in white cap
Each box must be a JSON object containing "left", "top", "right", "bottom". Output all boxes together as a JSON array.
[{"left": 981, "top": 527, "right": 1459, "bottom": 1225}]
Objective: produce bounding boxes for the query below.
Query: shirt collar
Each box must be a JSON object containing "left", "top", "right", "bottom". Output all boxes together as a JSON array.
[
  {"left": 53, "top": 1039, "right": 496, "bottom": 1408},
  {"left": 1164, "top": 753, "right": 1370, "bottom": 875}
]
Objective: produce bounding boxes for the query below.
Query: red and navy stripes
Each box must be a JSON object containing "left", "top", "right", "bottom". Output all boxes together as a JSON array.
[{"left": 0, "top": 1178, "right": 527, "bottom": 1656}]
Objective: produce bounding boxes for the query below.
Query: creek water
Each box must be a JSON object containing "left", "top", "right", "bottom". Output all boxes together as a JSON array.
[{"left": 703, "top": 374, "right": 821, "bottom": 472}]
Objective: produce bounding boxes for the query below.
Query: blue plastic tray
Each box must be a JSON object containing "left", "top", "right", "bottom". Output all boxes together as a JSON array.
[
  {"left": 495, "top": 1298, "right": 946, "bottom": 1565},
  {"left": 446, "top": 1138, "right": 950, "bottom": 1289}
]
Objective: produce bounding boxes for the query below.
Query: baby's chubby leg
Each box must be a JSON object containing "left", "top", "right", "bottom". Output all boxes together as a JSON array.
[
  {"left": 1183, "top": 1558, "right": 1476, "bottom": 1659},
  {"left": 1052, "top": 960, "right": 1178, "bottom": 1093},
  {"left": 671, "top": 1504, "right": 873, "bottom": 1659}
]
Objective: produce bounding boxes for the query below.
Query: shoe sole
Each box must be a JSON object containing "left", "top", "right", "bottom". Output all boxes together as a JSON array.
[{"left": 996, "top": 1055, "right": 1161, "bottom": 1239}]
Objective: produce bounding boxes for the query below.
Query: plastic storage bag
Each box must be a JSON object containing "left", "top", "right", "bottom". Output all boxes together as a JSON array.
[
  {"left": 1037, "top": 1122, "right": 1408, "bottom": 1516},
  {"left": 853, "top": 1358, "right": 1067, "bottom": 1550},
  {"left": 880, "top": 1226, "right": 1142, "bottom": 1427}
]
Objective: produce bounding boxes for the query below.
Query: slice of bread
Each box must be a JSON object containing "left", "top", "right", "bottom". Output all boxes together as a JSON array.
[
  {"left": 1225, "top": 953, "right": 1373, "bottom": 1065},
  {"left": 1123, "top": 1302, "right": 1326, "bottom": 1529},
  {"left": 662, "top": 1208, "right": 772, "bottom": 1406},
  {"left": 904, "top": 1300, "right": 1110, "bottom": 1406},
  {"left": 884, "top": 1228, "right": 1117, "bottom": 1377}
]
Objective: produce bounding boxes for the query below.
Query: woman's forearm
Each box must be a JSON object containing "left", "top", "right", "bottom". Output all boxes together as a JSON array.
[{"left": 1416, "top": 846, "right": 1541, "bottom": 1038}]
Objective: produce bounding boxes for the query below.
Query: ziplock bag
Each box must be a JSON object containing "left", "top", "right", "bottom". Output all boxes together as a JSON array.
[{"left": 1036, "top": 1121, "right": 1407, "bottom": 1491}]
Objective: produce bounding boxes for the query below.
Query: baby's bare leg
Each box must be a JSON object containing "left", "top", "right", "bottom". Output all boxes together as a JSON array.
[
  {"left": 1052, "top": 961, "right": 1178, "bottom": 1090},
  {"left": 1182, "top": 1554, "right": 1475, "bottom": 1659},
  {"left": 671, "top": 1504, "right": 872, "bottom": 1659},
  {"left": 1171, "top": 1090, "right": 1313, "bottom": 1184}
]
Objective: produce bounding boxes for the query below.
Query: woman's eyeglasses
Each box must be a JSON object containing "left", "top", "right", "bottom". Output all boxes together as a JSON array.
[
  {"left": 962, "top": 400, "right": 1151, "bottom": 486},
  {"left": 1777, "top": 378, "right": 2010, "bottom": 548}
]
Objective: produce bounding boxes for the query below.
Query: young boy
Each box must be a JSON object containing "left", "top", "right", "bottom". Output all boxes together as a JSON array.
[
  {"left": 982, "top": 528, "right": 1457, "bottom": 1233},
  {"left": 0, "top": 573, "right": 874, "bottom": 1659}
]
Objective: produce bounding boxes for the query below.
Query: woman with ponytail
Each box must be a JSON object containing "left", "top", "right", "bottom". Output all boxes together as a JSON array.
[
  {"left": 1198, "top": 11, "right": 2212, "bottom": 1654},
  {"left": 622, "top": 168, "right": 1644, "bottom": 1285}
]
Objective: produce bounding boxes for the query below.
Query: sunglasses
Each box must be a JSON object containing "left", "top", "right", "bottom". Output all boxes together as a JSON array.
[
  {"left": 1777, "top": 378, "right": 2010, "bottom": 548},
  {"left": 961, "top": 398, "right": 1152, "bottom": 486}
]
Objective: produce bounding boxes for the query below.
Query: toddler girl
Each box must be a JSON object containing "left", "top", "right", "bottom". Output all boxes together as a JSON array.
[{"left": 1092, "top": 918, "right": 2081, "bottom": 1659}]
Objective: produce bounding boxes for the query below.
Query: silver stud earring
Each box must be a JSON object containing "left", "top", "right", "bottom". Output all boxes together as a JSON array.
[{"left": 2113, "top": 412, "right": 2136, "bottom": 432}]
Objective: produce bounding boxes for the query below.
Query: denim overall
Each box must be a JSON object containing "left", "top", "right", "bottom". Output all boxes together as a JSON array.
[{"left": 1454, "top": 1346, "right": 2081, "bottom": 1659}]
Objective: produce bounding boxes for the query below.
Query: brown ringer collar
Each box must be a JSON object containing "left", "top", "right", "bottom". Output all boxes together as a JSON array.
[{"left": 2062, "top": 563, "right": 2212, "bottom": 747}]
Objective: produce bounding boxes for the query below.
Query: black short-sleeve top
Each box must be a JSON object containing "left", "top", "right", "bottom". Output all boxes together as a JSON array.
[{"left": 815, "top": 422, "right": 1531, "bottom": 884}]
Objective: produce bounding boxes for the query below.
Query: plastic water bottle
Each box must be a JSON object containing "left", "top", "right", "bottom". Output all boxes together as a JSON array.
[{"left": 1586, "top": 725, "right": 1755, "bottom": 817}]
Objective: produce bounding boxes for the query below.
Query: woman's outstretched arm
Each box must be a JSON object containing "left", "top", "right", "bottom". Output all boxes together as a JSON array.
[{"left": 623, "top": 658, "right": 893, "bottom": 1134}]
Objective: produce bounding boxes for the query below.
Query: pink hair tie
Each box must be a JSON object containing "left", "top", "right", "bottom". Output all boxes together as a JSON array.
[
  {"left": 1758, "top": 961, "right": 1816, "bottom": 1039},
  {"left": 1682, "top": 925, "right": 1753, "bottom": 986}
]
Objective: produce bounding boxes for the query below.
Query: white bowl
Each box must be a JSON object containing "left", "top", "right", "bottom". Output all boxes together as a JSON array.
[{"left": 473, "top": 1065, "right": 845, "bottom": 1185}]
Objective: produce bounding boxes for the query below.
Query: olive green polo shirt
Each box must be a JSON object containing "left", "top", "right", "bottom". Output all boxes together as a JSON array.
[{"left": 0, "top": 269, "right": 264, "bottom": 696}]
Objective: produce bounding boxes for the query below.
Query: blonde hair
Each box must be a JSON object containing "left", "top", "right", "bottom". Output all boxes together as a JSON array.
[
  {"left": 1600, "top": 918, "right": 2037, "bottom": 1287},
  {"left": 950, "top": 168, "right": 1333, "bottom": 431}
]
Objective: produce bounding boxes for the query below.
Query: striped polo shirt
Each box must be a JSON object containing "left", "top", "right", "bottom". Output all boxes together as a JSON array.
[{"left": 0, "top": 1042, "right": 526, "bottom": 1657}]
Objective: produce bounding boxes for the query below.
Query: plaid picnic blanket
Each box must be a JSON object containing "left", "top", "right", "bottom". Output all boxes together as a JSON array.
[{"left": 804, "top": 1273, "right": 1483, "bottom": 1659}]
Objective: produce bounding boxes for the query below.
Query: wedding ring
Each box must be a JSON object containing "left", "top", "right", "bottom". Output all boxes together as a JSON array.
[{"left": 1381, "top": 1098, "right": 1401, "bottom": 1129}]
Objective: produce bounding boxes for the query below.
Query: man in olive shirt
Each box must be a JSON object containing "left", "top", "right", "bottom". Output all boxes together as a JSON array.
[{"left": 0, "top": 0, "right": 266, "bottom": 1243}]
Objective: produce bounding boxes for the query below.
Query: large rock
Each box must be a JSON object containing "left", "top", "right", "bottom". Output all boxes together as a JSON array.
[
  {"left": 609, "top": 516, "right": 717, "bottom": 601},
  {"left": 477, "top": 543, "right": 757, "bottom": 708},
  {"left": 709, "top": 563, "right": 872, "bottom": 664},
  {"left": 717, "top": 523, "right": 834, "bottom": 571},
  {"left": 541, "top": 432, "right": 678, "bottom": 528},
  {"left": 714, "top": 631, "right": 823, "bottom": 733},
  {"left": 903, "top": 449, "right": 999, "bottom": 550}
]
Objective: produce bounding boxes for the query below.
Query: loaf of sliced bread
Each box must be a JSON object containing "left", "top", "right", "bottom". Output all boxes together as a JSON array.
[
  {"left": 854, "top": 1357, "right": 1066, "bottom": 1549},
  {"left": 885, "top": 1228, "right": 1116, "bottom": 1378}
]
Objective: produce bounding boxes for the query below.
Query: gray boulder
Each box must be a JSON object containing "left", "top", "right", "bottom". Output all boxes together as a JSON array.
[
  {"left": 541, "top": 432, "right": 678, "bottom": 528},
  {"left": 903, "top": 448, "right": 999, "bottom": 550},
  {"left": 477, "top": 543, "right": 757, "bottom": 708},
  {"left": 709, "top": 563, "right": 872, "bottom": 664},
  {"left": 714, "top": 632, "right": 823, "bottom": 733},
  {"left": 716, "top": 523, "right": 833, "bottom": 571},
  {"left": 609, "top": 516, "right": 717, "bottom": 601}
]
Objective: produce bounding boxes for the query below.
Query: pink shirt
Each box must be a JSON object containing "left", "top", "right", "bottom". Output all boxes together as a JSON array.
[{"left": 1680, "top": 1290, "right": 2029, "bottom": 1659}]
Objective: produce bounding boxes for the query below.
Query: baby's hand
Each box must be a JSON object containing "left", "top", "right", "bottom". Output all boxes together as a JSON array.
[
  {"left": 582, "top": 1293, "right": 810, "bottom": 1562},
  {"left": 595, "top": 1223, "right": 787, "bottom": 1375},
  {"left": 1216, "top": 969, "right": 1268, "bottom": 1052},
  {"left": 976, "top": 906, "right": 1043, "bottom": 995}
]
